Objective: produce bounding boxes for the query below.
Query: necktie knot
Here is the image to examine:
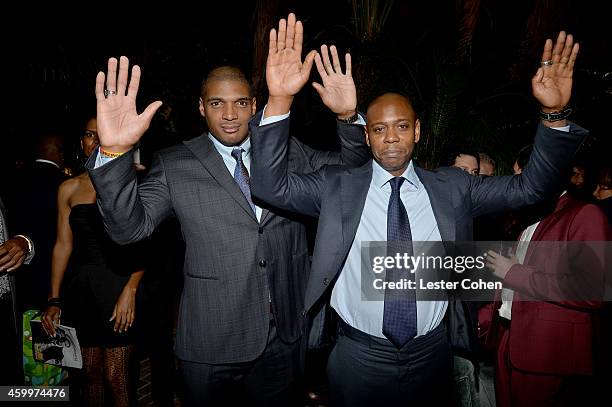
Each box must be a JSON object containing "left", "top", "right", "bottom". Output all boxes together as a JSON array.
[
  {"left": 389, "top": 176, "right": 405, "bottom": 193},
  {"left": 231, "top": 147, "right": 244, "bottom": 163}
]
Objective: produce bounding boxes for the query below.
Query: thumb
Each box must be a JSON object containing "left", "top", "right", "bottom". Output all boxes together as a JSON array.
[
  {"left": 141, "top": 101, "right": 163, "bottom": 125},
  {"left": 532, "top": 67, "right": 544, "bottom": 85},
  {"left": 302, "top": 50, "right": 317, "bottom": 76},
  {"left": 312, "top": 82, "right": 325, "bottom": 98},
  {"left": 110, "top": 305, "right": 117, "bottom": 322}
]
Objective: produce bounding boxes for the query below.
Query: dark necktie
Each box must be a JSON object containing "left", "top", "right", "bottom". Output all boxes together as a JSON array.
[
  {"left": 382, "top": 176, "right": 417, "bottom": 348},
  {"left": 231, "top": 147, "right": 256, "bottom": 215}
]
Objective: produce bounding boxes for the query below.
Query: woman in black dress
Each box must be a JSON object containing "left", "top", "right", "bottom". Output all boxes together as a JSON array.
[{"left": 42, "top": 117, "right": 144, "bottom": 406}]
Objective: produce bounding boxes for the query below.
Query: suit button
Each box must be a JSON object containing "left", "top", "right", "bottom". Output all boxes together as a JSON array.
[
  {"left": 323, "top": 278, "right": 329, "bottom": 286},
  {"left": 259, "top": 259, "right": 267, "bottom": 267},
  {"left": 258, "top": 226, "right": 264, "bottom": 234}
]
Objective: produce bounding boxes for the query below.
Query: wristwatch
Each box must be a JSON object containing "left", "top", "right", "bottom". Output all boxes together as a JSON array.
[{"left": 337, "top": 111, "right": 360, "bottom": 124}]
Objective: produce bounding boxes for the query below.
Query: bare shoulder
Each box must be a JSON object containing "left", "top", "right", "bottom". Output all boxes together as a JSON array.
[
  {"left": 58, "top": 177, "right": 81, "bottom": 196},
  {"left": 59, "top": 174, "right": 91, "bottom": 201}
]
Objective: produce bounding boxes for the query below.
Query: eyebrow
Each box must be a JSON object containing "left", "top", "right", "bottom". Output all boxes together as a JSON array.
[
  {"left": 369, "top": 119, "right": 411, "bottom": 126},
  {"left": 206, "top": 96, "right": 252, "bottom": 103}
]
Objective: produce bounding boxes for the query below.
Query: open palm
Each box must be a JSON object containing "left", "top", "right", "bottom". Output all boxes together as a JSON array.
[
  {"left": 266, "top": 13, "right": 316, "bottom": 98},
  {"left": 531, "top": 31, "right": 579, "bottom": 111},
  {"left": 312, "top": 45, "right": 356, "bottom": 116},
  {"left": 95, "top": 56, "right": 162, "bottom": 153}
]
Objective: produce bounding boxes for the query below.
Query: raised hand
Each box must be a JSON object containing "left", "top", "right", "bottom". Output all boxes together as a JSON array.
[
  {"left": 95, "top": 56, "right": 163, "bottom": 154},
  {"left": 265, "top": 13, "right": 317, "bottom": 116},
  {"left": 532, "top": 31, "right": 579, "bottom": 112},
  {"left": 312, "top": 45, "right": 357, "bottom": 119}
]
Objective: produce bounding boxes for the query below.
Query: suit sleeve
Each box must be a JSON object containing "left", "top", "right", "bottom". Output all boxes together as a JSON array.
[
  {"left": 290, "top": 121, "right": 370, "bottom": 171},
  {"left": 504, "top": 204, "right": 611, "bottom": 310},
  {"left": 86, "top": 149, "right": 173, "bottom": 244},
  {"left": 250, "top": 115, "right": 325, "bottom": 218},
  {"left": 468, "top": 122, "right": 589, "bottom": 217}
]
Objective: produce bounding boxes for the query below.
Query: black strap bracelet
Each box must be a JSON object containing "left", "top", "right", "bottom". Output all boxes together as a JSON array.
[
  {"left": 539, "top": 107, "right": 572, "bottom": 122},
  {"left": 47, "top": 297, "right": 62, "bottom": 307}
]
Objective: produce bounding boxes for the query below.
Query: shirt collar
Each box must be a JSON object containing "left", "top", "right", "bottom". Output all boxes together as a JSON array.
[
  {"left": 207, "top": 133, "right": 252, "bottom": 160},
  {"left": 35, "top": 159, "right": 60, "bottom": 169},
  {"left": 372, "top": 159, "right": 420, "bottom": 191}
]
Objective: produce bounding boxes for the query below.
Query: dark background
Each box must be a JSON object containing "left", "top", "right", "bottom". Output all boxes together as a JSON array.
[{"left": 5, "top": 0, "right": 611, "bottom": 176}]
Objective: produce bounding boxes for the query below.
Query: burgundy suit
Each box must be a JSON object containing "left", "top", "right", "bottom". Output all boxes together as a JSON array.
[{"left": 480, "top": 195, "right": 611, "bottom": 407}]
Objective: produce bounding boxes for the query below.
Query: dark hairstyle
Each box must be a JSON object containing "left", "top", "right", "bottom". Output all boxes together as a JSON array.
[
  {"left": 443, "top": 149, "right": 480, "bottom": 168},
  {"left": 515, "top": 144, "right": 533, "bottom": 172},
  {"left": 596, "top": 167, "right": 612, "bottom": 188},
  {"left": 200, "top": 66, "right": 253, "bottom": 99}
]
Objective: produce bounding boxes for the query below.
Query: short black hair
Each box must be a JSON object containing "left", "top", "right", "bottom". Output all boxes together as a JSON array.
[
  {"left": 443, "top": 148, "right": 480, "bottom": 168},
  {"left": 200, "top": 66, "right": 253, "bottom": 99}
]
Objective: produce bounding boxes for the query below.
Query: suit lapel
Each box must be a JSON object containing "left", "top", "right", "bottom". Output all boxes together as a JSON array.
[
  {"left": 340, "top": 161, "right": 373, "bottom": 258},
  {"left": 259, "top": 208, "right": 272, "bottom": 224},
  {"left": 415, "top": 167, "right": 456, "bottom": 242},
  {"left": 184, "top": 135, "right": 258, "bottom": 222}
]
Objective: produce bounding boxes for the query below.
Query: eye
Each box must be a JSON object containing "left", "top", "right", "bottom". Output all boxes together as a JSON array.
[
  {"left": 237, "top": 100, "right": 249, "bottom": 107},
  {"left": 398, "top": 124, "right": 409, "bottom": 130},
  {"left": 210, "top": 101, "right": 222, "bottom": 108},
  {"left": 373, "top": 127, "right": 385, "bottom": 133}
]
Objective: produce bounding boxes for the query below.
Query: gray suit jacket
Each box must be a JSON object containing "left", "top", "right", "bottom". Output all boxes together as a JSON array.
[
  {"left": 250, "top": 117, "right": 588, "bottom": 347},
  {"left": 87, "top": 112, "right": 369, "bottom": 364}
]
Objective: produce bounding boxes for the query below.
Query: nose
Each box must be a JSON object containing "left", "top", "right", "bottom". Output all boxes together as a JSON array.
[
  {"left": 222, "top": 104, "right": 238, "bottom": 120},
  {"left": 384, "top": 128, "right": 399, "bottom": 143}
]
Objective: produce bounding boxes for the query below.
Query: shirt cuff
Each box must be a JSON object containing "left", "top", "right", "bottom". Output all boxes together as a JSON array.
[
  {"left": 259, "top": 105, "right": 290, "bottom": 126},
  {"left": 94, "top": 147, "right": 118, "bottom": 168},
  {"left": 551, "top": 125, "right": 570, "bottom": 132}
]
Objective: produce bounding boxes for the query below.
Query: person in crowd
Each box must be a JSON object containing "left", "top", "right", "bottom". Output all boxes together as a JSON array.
[
  {"left": 6, "top": 132, "right": 66, "bottom": 311},
  {"left": 449, "top": 150, "right": 480, "bottom": 176},
  {"left": 42, "top": 118, "right": 144, "bottom": 406},
  {"left": 249, "top": 31, "right": 585, "bottom": 407},
  {"left": 0, "top": 195, "right": 34, "bottom": 385},
  {"left": 593, "top": 166, "right": 612, "bottom": 225},
  {"left": 483, "top": 184, "right": 611, "bottom": 406},
  {"left": 85, "top": 13, "right": 369, "bottom": 406},
  {"left": 479, "top": 153, "right": 495, "bottom": 176}
]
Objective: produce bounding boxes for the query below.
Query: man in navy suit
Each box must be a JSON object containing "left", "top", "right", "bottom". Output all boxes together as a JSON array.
[{"left": 251, "top": 31, "right": 586, "bottom": 406}]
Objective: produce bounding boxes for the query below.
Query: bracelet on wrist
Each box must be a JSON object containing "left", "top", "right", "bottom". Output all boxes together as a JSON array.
[
  {"left": 14, "top": 234, "right": 33, "bottom": 254},
  {"left": 337, "top": 111, "right": 360, "bottom": 124},
  {"left": 539, "top": 107, "right": 572, "bottom": 122},
  {"left": 47, "top": 297, "right": 62, "bottom": 307},
  {"left": 99, "top": 148, "right": 126, "bottom": 158}
]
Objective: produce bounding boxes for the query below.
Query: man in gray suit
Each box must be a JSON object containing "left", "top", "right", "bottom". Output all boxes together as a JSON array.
[
  {"left": 86, "top": 14, "right": 368, "bottom": 406},
  {"left": 250, "top": 31, "right": 586, "bottom": 406}
]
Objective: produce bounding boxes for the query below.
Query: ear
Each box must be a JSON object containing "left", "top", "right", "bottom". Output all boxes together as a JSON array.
[
  {"left": 251, "top": 97, "right": 257, "bottom": 116},
  {"left": 364, "top": 126, "right": 371, "bottom": 147},
  {"left": 198, "top": 97, "right": 206, "bottom": 118},
  {"left": 414, "top": 119, "right": 421, "bottom": 144},
  {"left": 80, "top": 139, "right": 84, "bottom": 151}
]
